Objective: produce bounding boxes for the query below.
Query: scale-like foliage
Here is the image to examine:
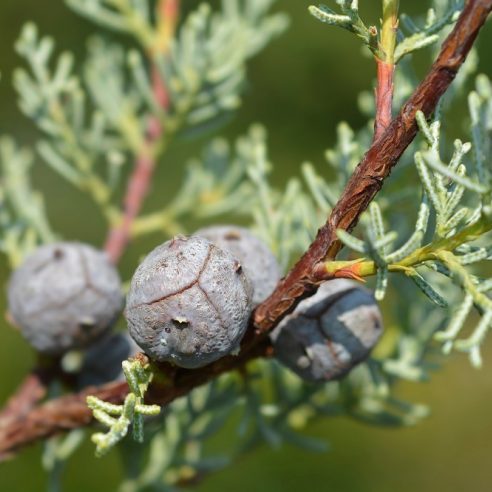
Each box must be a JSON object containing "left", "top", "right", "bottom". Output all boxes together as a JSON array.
[{"left": 0, "top": 0, "right": 491, "bottom": 490}]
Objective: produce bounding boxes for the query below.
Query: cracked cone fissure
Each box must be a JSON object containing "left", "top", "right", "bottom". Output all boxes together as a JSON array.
[{"left": 194, "top": 225, "right": 281, "bottom": 306}]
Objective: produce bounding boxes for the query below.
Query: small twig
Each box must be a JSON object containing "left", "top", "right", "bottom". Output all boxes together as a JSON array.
[
  {"left": 104, "top": 0, "right": 180, "bottom": 264},
  {"left": 254, "top": 0, "right": 492, "bottom": 333},
  {"left": 374, "top": 61, "right": 395, "bottom": 140},
  {"left": 315, "top": 217, "right": 492, "bottom": 279},
  {"left": 0, "top": 0, "right": 490, "bottom": 460},
  {"left": 374, "top": 0, "right": 399, "bottom": 141},
  {"left": 103, "top": 136, "right": 158, "bottom": 264}
]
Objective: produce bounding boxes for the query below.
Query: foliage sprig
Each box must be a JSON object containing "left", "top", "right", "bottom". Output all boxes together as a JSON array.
[
  {"left": 0, "top": 138, "right": 55, "bottom": 266},
  {"left": 318, "top": 81, "right": 492, "bottom": 366},
  {"left": 309, "top": 2, "right": 380, "bottom": 57},
  {"left": 87, "top": 357, "right": 160, "bottom": 457}
]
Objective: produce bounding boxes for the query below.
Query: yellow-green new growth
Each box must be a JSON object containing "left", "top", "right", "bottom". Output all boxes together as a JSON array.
[{"left": 87, "top": 358, "right": 161, "bottom": 457}]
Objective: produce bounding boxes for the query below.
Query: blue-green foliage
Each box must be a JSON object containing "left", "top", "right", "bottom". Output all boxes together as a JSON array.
[{"left": 1, "top": 0, "right": 491, "bottom": 490}]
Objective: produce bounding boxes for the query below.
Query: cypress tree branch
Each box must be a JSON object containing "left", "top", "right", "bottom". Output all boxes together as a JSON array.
[
  {"left": 0, "top": 0, "right": 490, "bottom": 460},
  {"left": 374, "top": 0, "right": 399, "bottom": 141},
  {"left": 0, "top": 342, "right": 271, "bottom": 461},
  {"left": 104, "top": 0, "right": 180, "bottom": 263},
  {"left": 254, "top": 0, "right": 492, "bottom": 332},
  {"left": 0, "top": 0, "right": 181, "bottom": 443}
]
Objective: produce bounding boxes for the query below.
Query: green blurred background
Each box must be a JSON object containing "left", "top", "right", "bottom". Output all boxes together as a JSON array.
[{"left": 1, "top": 1, "right": 492, "bottom": 491}]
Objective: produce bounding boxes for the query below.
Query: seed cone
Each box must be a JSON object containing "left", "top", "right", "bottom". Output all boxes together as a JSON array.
[
  {"left": 125, "top": 235, "right": 253, "bottom": 369},
  {"left": 8, "top": 242, "right": 123, "bottom": 355},
  {"left": 271, "top": 279, "right": 383, "bottom": 382},
  {"left": 195, "top": 225, "right": 281, "bottom": 306}
]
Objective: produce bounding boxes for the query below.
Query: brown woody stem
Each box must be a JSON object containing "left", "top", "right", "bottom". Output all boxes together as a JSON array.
[
  {"left": 254, "top": 0, "right": 492, "bottom": 333},
  {"left": 374, "top": 60, "right": 395, "bottom": 140},
  {"left": 0, "top": 368, "right": 51, "bottom": 426},
  {"left": 104, "top": 0, "right": 180, "bottom": 263},
  {"left": 0, "top": 0, "right": 490, "bottom": 460},
  {"left": 374, "top": 0, "right": 399, "bottom": 140}
]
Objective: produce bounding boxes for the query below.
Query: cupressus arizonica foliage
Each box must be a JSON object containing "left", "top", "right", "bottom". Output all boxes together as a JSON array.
[{"left": 0, "top": 0, "right": 491, "bottom": 490}]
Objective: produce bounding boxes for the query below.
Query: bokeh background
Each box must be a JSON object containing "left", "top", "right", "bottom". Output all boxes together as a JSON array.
[{"left": 1, "top": 1, "right": 492, "bottom": 491}]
